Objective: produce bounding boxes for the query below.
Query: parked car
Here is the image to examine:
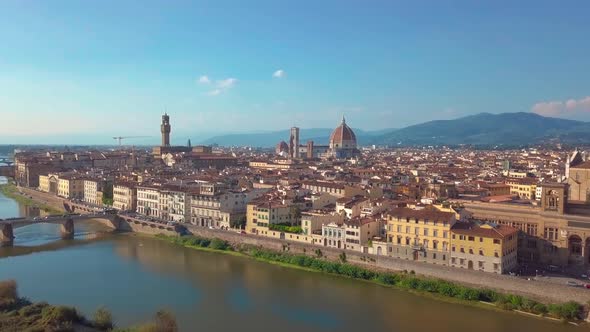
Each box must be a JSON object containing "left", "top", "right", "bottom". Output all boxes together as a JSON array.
[
  {"left": 584, "top": 283, "right": 590, "bottom": 289},
  {"left": 566, "top": 281, "right": 580, "bottom": 287}
]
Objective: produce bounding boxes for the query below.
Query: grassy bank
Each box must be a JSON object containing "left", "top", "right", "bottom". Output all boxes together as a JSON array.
[
  {"left": 157, "top": 234, "right": 585, "bottom": 323},
  {"left": 1, "top": 279, "right": 179, "bottom": 332},
  {"left": 0, "top": 280, "right": 108, "bottom": 331},
  {"left": 0, "top": 182, "right": 62, "bottom": 214}
]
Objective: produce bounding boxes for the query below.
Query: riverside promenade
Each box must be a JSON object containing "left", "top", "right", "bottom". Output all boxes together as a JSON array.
[{"left": 11, "top": 186, "right": 590, "bottom": 304}]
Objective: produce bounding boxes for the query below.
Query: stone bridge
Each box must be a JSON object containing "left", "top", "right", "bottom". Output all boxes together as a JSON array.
[
  {"left": 0, "top": 212, "right": 182, "bottom": 246},
  {"left": 0, "top": 214, "right": 119, "bottom": 246}
]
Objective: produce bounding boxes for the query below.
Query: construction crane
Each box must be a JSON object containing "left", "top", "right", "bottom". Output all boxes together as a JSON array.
[{"left": 112, "top": 136, "right": 150, "bottom": 146}]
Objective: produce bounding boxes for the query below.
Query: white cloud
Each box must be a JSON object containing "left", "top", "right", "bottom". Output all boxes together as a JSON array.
[
  {"left": 273, "top": 69, "right": 285, "bottom": 78},
  {"left": 531, "top": 96, "right": 590, "bottom": 119},
  {"left": 216, "top": 78, "right": 237, "bottom": 89},
  {"left": 202, "top": 77, "right": 238, "bottom": 97},
  {"left": 207, "top": 89, "right": 222, "bottom": 96},
  {"left": 198, "top": 75, "right": 210, "bottom": 84}
]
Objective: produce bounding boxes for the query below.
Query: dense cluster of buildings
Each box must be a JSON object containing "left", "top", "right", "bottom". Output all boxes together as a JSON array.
[{"left": 11, "top": 113, "right": 590, "bottom": 275}]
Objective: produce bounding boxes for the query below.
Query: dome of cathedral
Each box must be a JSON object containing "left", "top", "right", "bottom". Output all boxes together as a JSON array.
[
  {"left": 329, "top": 116, "right": 357, "bottom": 149},
  {"left": 276, "top": 141, "right": 289, "bottom": 154}
]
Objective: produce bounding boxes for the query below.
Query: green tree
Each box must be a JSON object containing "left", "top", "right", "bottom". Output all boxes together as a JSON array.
[
  {"left": 102, "top": 182, "right": 114, "bottom": 206},
  {"left": 93, "top": 306, "right": 114, "bottom": 330}
]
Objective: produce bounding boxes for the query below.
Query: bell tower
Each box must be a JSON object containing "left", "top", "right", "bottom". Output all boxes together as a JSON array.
[
  {"left": 541, "top": 183, "right": 568, "bottom": 215},
  {"left": 161, "top": 113, "right": 171, "bottom": 146}
]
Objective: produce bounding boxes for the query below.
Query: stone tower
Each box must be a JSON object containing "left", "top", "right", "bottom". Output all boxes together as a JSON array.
[
  {"left": 161, "top": 113, "right": 171, "bottom": 146},
  {"left": 541, "top": 183, "right": 569, "bottom": 215},
  {"left": 289, "top": 127, "right": 300, "bottom": 159}
]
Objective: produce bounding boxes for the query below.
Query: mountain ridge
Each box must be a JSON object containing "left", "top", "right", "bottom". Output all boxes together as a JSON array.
[{"left": 199, "top": 112, "right": 590, "bottom": 147}]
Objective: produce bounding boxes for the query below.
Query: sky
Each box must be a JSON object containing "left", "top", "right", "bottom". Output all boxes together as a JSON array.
[{"left": 0, "top": 0, "right": 589, "bottom": 144}]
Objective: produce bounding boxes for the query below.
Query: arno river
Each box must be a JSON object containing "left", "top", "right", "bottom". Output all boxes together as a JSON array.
[{"left": 0, "top": 173, "right": 580, "bottom": 331}]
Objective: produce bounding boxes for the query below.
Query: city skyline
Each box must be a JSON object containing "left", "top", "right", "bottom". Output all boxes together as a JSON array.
[{"left": 1, "top": 1, "right": 589, "bottom": 143}]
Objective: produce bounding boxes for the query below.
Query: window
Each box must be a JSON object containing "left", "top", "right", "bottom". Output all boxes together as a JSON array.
[
  {"left": 451, "top": 257, "right": 456, "bottom": 264},
  {"left": 397, "top": 225, "right": 402, "bottom": 233},
  {"left": 433, "top": 230, "right": 438, "bottom": 237},
  {"left": 405, "top": 226, "right": 410, "bottom": 234},
  {"left": 479, "top": 249, "right": 484, "bottom": 256},
  {"left": 479, "top": 237, "right": 483, "bottom": 242},
  {"left": 493, "top": 239, "right": 500, "bottom": 245},
  {"left": 451, "top": 246, "right": 456, "bottom": 252},
  {"left": 460, "top": 247, "right": 465, "bottom": 253},
  {"left": 414, "top": 227, "right": 419, "bottom": 235},
  {"left": 460, "top": 259, "right": 465, "bottom": 265},
  {"left": 493, "top": 263, "right": 499, "bottom": 271},
  {"left": 468, "top": 236, "right": 475, "bottom": 241},
  {"left": 424, "top": 228, "right": 429, "bottom": 236},
  {"left": 478, "top": 261, "right": 484, "bottom": 269}
]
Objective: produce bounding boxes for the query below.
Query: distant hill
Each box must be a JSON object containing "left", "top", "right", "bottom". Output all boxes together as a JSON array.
[
  {"left": 200, "top": 128, "right": 394, "bottom": 147},
  {"left": 370, "top": 112, "right": 590, "bottom": 146}
]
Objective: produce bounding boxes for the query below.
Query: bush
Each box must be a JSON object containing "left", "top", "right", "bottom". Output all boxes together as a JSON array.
[
  {"left": 94, "top": 306, "right": 114, "bottom": 330},
  {"left": 548, "top": 302, "right": 581, "bottom": 320},
  {"left": 532, "top": 303, "right": 548, "bottom": 315},
  {"left": 208, "top": 238, "right": 230, "bottom": 250},
  {"left": 154, "top": 310, "right": 178, "bottom": 332},
  {"left": 40, "top": 305, "right": 82, "bottom": 326},
  {"left": 0, "top": 280, "right": 18, "bottom": 309},
  {"left": 339, "top": 252, "right": 347, "bottom": 263},
  {"left": 269, "top": 223, "right": 303, "bottom": 234}
]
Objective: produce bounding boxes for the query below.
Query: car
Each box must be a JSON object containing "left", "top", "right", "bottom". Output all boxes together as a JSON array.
[
  {"left": 566, "top": 281, "right": 580, "bottom": 287},
  {"left": 240, "top": 231, "right": 247, "bottom": 234},
  {"left": 584, "top": 284, "right": 590, "bottom": 289},
  {"left": 33, "top": 216, "right": 40, "bottom": 221}
]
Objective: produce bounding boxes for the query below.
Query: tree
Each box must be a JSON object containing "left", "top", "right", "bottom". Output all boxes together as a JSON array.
[
  {"left": 102, "top": 182, "right": 114, "bottom": 206},
  {"left": 93, "top": 306, "right": 113, "bottom": 330}
]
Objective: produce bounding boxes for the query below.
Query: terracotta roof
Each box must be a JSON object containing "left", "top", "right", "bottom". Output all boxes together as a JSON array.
[
  {"left": 388, "top": 207, "right": 455, "bottom": 221},
  {"left": 451, "top": 222, "right": 518, "bottom": 239},
  {"left": 571, "top": 160, "right": 590, "bottom": 169},
  {"left": 329, "top": 116, "right": 357, "bottom": 144}
]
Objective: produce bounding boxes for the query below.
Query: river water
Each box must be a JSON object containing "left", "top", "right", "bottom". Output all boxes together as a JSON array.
[{"left": 0, "top": 169, "right": 581, "bottom": 331}]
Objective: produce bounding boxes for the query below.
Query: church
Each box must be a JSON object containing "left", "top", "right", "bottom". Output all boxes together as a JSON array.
[{"left": 277, "top": 116, "right": 361, "bottom": 160}]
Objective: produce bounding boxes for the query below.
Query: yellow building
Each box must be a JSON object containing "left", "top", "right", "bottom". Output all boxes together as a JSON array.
[
  {"left": 38, "top": 174, "right": 59, "bottom": 194},
  {"left": 450, "top": 222, "right": 518, "bottom": 274},
  {"left": 386, "top": 207, "right": 456, "bottom": 264},
  {"left": 113, "top": 182, "right": 137, "bottom": 211},
  {"left": 246, "top": 201, "right": 312, "bottom": 243},
  {"left": 57, "top": 175, "right": 84, "bottom": 199},
  {"left": 505, "top": 178, "right": 537, "bottom": 200}
]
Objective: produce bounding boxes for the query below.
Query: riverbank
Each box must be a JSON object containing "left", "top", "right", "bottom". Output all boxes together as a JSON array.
[
  {"left": 0, "top": 182, "right": 62, "bottom": 215},
  {"left": 156, "top": 234, "right": 586, "bottom": 324},
  {"left": 0, "top": 279, "right": 178, "bottom": 332}
]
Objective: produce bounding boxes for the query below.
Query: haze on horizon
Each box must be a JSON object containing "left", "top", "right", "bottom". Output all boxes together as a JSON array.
[{"left": 1, "top": 1, "right": 589, "bottom": 145}]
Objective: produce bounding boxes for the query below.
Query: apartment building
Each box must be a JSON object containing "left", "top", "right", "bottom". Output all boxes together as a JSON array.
[
  {"left": 113, "top": 182, "right": 137, "bottom": 211},
  {"left": 450, "top": 222, "right": 518, "bottom": 273},
  {"left": 386, "top": 207, "right": 456, "bottom": 265}
]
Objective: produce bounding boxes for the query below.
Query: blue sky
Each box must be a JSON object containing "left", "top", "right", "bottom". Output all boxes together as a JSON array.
[{"left": 1, "top": 1, "right": 589, "bottom": 144}]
